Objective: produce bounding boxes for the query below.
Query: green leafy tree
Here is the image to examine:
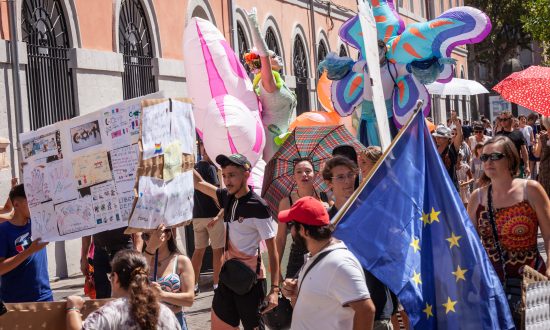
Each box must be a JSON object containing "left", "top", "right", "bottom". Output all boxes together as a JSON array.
[
  {"left": 522, "top": 0, "right": 550, "bottom": 64},
  {"left": 465, "top": 0, "right": 532, "bottom": 86}
]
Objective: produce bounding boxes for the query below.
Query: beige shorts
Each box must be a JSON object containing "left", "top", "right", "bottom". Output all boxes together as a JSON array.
[{"left": 193, "top": 217, "right": 225, "bottom": 249}]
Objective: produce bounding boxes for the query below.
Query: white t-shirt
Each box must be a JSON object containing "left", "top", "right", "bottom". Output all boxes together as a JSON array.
[
  {"left": 521, "top": 125, "right": 533, "bottom": 146},
  {"left": 291, "top": 241, "right": 370, "bottom": 330}
]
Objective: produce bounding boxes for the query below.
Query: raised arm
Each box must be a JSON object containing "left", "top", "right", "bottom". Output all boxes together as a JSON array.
[
  {"left": 247, "top": 8, "right": 277, "bottom": 93},
  {"left": 193, "top": 168, "right": 218, "bottom": 201}
]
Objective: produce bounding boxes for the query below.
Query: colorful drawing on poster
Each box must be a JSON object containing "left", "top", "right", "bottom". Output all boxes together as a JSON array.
[
  {"left": 129, "top": 176, "right": 166, "bottom": 229},
  {"left": 72, "top": 151, "right": 112, "bottom": 188},
  {"left": 118, "top": 190, "right": 135, "bottom": 222},
  {"left": 90, "top": 181, "right": 122, "bottom": 226},
  {"left": 70, "top": 120, "right": 102, "bottom": 152},
  {"left": 171, "top": 100, "right": 195, "bottom": 154},
  {"left": 103, "top": 102, "right": 142, "bottom": 148},
  {"left": 21, "top": 129, "right": 62, "bottom": 162},
  {"left": 164, "top": 172, "right": 194, "bottom": 226},
  {"left": 23, "top": 165, "right": 51, "bottom": 206},
  {"left": 141, "top": 101, "right": 171, "bottom": 159},
  {"left": 163, "top": 141, "right": 182, "bottom": 181},
  {"left": 110, "top": 144, "right": 139, "bottom": 193},
  {"left": 44, "top": 161, "right": 79, "bottom": 204},
  {"left": 30, "top": 202, "right": 57, "bottom": 240},
  {"left": 55, "top": 196, "right": 95, "bottom": 236}
]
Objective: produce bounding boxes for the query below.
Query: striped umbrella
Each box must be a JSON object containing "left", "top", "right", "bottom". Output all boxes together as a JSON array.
[{"left": 261, "top": 125, "right": 366, "bottom": 216}]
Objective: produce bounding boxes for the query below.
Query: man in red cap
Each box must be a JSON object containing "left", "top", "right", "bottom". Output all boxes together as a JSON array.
[{"left": 279, "top": 196, "right": 375, "bottom": 330}]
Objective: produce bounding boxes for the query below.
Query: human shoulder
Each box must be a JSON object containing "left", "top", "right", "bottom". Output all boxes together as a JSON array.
[{"left": 526, "top": 179, "right": 546, "bottom": 202}]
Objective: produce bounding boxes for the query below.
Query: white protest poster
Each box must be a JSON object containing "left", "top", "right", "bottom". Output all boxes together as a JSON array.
[
  {"left": 129, "top": 176, "right": 166, "bottom": 229},
  {"left": 128, "top": 98, "right": 195, "bottom": 232},
  {"left": 141, "top": 100, "right": 171, "bottom": 159},
  {"left": 110, "top": 144, "right": 139, "bottom": 193},
  {"left": 164, "top": 172, "right": 194, "bottom": 226},
  {"left": 21, "top": 93, "right": 163, "bottom": 242}
]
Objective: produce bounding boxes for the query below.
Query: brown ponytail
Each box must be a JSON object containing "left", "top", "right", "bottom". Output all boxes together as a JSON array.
[{"left": 111, "top": 250, "right": 159, "bottom": 330}]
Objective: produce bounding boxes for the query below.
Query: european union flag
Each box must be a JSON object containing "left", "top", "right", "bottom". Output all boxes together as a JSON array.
[{"left": 333, "top": 111, "right": 514, "bottom": 329}]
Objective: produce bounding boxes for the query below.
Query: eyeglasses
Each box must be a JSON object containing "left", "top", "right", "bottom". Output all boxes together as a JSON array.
[
  {"left": 480, "top": 152, "right": 505, "bottom": 162},
  {"left": 474, "top": 130, "right": 484, "bottom": 134},
  {"left": 108, "top": 273, "right": 114, "bottom": 282},
  {"left": 287, "top": 221, "right": 295, "bottom": 228},
  {"left": 331, "top": 172, "right": 357, "bottom": 183}
]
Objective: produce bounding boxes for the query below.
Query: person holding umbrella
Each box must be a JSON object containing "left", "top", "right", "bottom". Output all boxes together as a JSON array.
[{"left": 277, "top": 158, "right": 329, "bottom": 280}]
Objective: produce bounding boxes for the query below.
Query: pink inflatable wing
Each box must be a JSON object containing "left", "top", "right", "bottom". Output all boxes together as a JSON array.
[{"left": 183, "top": 18, "right": 260, "bottom": 128}]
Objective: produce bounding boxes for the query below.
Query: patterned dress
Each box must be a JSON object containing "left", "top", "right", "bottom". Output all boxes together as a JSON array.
[
  {"left": 538, "top": 134, "right": 550, "bottom": 197},
  {"left": 476, "top": 200, "right": 546, "bottom": 280}
]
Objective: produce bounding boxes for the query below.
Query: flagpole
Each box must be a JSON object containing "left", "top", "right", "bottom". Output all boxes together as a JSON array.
[{"left": 331, "top": 100, "right": 424, "bottom": 228}]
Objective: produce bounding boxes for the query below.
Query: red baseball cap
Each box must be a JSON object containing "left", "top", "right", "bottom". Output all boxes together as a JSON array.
[{"left": 278, "top": 196, "right": 330, "bottom": 226}]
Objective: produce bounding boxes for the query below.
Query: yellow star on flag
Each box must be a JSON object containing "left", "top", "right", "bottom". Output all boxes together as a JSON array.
[
  {"left": 452, "top": 265, "right": 468, "bottom": 282},
  {"left": 430, "top": 208, "right": 441, "bottom": 223},
  {"left": 423, "top": 303, "right": 433, "bottom": 319},
  {"left": 446, "top": 232, "right": 462, "bottom": 249},
  {"left": 420, "top": 212, "right": 430, "bottom": 226},
  {"left": 412, "top": 270, "right": 422, "bottom": 286},
  {"left": 410, "top": 237, "right": 421, "bottom": 253},
  {"left": 442, "top": 297, "right": 458, "bottom": 314}
]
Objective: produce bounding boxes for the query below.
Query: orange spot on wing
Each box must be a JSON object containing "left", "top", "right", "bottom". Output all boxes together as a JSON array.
[
  {"left": 391, "top": 35, "right": 402, "bottom": 54},
  {"left": 397, "top": 81, "right": 405, "bottom": 102},
  {"left": 429, "top": 20, "right": 454, "bottom": 28},
  {"left": 384, "top": 26, "right": 394, "bottom": 43},
  {"left": 409, "top": 27, "right": 427, "bottom": 40},
  {"left": 349, "top": 76, "right": 363, "bottom": 97},
  {"left": 375, "top": 15, "right": 387, "bottom": 23},
  {"left": 403, "top": 43, "right": 423, "bottom": 59},
  {"left": 372, "top": 0, "right": 380, "bottom": 6}
]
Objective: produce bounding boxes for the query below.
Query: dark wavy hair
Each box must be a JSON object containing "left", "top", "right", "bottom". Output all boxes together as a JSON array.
[
  {"left": 478, "top": 136, "right": 519, "bottom": 186},
  {"left": 111, "top": 250, "right": 159, "bottom": 329}
]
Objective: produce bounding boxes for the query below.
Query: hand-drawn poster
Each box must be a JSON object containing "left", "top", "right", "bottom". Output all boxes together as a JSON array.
[
  {"left": 21, "top": 129, "right": 63, "bottom": 162},
  {"left": 22, "top": 93, "right": 165, "bottom": 242},
  {"left": 163, "top": 142, "right": 182, "bottom": 181},
  {"left": 44, "top": 160, "right": 79, "bottom": 204},
  {"left": 72, "top": 151, "right": 112, "bottom": 188},
  {"left": 55, "top": 196, "right": 95, "bottom": 237},
  {"left": 30, "top": 202, "right": 56, "bottom": 241},
  {"left": 90, "top": 181, "right": 122, "bottom": 226},
  {"left": 164, "top": 172, "right": 194, "bottom": 226},
  {"left": 110, "top": 144, "right": 139, "bottom": 193},
  {"left": 141, "top": 100, "right": 171, "bottom": 159},
  {"left": 171, "top": 100, "right": 195, "bottom": 154},
  {"left": 23, "top": 165, "right": 50, "bottom": 206},
  {"left": 118, "top": 190, "right": 135, "bottom": 222},
  {"left": 129, "top": 176, "right": 166, "bottom": 229},
  {"left": 70, "top": 120, "right": 102, "bottom": 152}
]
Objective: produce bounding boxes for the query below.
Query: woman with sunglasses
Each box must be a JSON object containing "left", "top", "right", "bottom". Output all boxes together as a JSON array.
[
  {"left": 277, "top": 159, "right": 329, "bottom": 279},
  {"left": 66, "top": 250, "right": 180, "bottom": 329},
  {"left": 467, "top": 136, "right": 550, "bottom": 326},
  {"left": 142, "top": 225, "right": 194, "bottom": 329}
]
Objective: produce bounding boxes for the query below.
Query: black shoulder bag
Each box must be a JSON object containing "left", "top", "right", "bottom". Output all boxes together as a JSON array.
[
  {"left": 487, "top": 185, "right": 523, "bottom": 326},
  {"left": 218, "top": 197, "right": 261, "bottom": 295}
]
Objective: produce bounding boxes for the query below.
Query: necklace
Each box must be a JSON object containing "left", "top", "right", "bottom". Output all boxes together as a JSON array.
[{"left": 156, "top": 253, "right": 173, "bottom": 265}]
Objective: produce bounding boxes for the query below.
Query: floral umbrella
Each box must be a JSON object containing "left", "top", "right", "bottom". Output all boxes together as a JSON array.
[
  {"left": 493, "top": 66, "right": 550, "bottom": 116},
  {"left": 261, "top": 125, "right": 366, "bottom": 216}
]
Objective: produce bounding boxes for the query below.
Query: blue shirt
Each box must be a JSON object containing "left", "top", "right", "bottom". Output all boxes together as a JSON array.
[{"left": 0, "top": 220, "right": 52, "bottom": 303}]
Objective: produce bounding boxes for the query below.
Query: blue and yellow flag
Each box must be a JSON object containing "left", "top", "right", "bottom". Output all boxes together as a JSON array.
[{"left": 333, "top": 111, "right": 514, "bottom": 329}]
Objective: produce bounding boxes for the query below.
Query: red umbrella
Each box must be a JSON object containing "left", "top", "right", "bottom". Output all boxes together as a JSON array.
[{"left": 492, "top": 66, "right": 550, "bottom": 116}]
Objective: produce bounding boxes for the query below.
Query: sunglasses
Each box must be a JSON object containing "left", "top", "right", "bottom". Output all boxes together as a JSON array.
[
  {"left": 480, "top": 152, "right": 505, "bottom": 162},
  {"left": 500, "top": 117, "right": 511, "bottom": 122},
  {"left": 474, "top": 130, "right": 483, "bottom": 133}
]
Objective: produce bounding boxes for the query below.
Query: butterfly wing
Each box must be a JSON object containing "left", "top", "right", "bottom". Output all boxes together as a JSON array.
[{"left": 392, "top": 73, "right": 431, "bottom": 128}]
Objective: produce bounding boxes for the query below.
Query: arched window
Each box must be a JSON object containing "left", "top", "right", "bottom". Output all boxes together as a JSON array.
[
  {"left": 191, "top": 6, "right": 209, "bottom": 20},
  {"left": 237, "top": 23, "right": 250, "bottom": 73},
  {"left": 293, "top": 36, "right": 310, "bottom": 115},
  {"left": 22, "top": 0, "right": 75, "bottom": 129},
  {"left": 339, "top": 45, "right": 348, "bottom": 57},
  {"left": 265, "top": 27, "right": 281, "bottom": 56},
  {"left": 119, "top": 0, "right": 156, "bottom": 100},
  {"left": 317, "top": 40, "right": 328, "bottom": 77}
]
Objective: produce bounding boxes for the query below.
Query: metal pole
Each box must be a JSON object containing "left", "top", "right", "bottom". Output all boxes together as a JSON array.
[{"left": 7, "top": 0, "right": 23, "bottom": 177}]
